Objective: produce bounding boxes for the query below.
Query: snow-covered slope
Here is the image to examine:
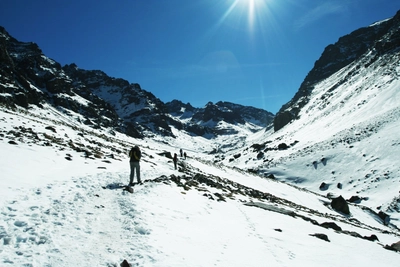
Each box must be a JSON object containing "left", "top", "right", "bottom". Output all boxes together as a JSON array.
[
  {"left": 1, "top": 11, "right": 400, "bottom": 267},
  {"left": 1, "top": 100, "right": 400, "bottom": 266},
  {"left": 220, "top": 21, "right": 400, "bottom": 223}
]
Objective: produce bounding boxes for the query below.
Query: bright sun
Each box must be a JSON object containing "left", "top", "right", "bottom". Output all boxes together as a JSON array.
[{"left": 220, "top": 0, "right": 271, "bottom": 32}]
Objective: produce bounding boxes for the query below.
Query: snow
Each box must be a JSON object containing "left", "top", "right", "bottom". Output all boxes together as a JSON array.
[
  {"left": 1, "top": 105, "right": 400, "bottom": 267},
  {"left": 1, "top": 27, "right": 400, "bottom": 266}
]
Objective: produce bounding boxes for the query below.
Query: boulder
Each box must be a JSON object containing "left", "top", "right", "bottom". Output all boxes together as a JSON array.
[
  {"left": 319, "top": 182, "right": 328, "bottom": 190},
  {"left": 331, "top": 195, "right": 350, "bottom": 215},
  {"left": 378, "top": 211, "right": 390, "bottom": 226}
]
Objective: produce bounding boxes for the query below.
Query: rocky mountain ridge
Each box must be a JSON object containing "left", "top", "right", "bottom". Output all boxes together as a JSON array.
[
  {"left": 274, "top": 10, "right": 400, "bottom": 131},
  {"left": 0, "top": 26, "right": 273, "bottom": 140}
]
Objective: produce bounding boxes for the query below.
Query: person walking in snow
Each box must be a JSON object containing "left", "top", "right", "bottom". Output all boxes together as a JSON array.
[
  {"left": 173, "top": 153, "right": 178, "bottom": 170},
  {"left": 180, "top": 148, "right": 183, "bottom": 158},
  {"left": 129, "top": 145, "right": 142, "bottom": 185}
]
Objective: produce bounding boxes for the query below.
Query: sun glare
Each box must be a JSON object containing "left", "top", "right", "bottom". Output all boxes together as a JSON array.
[
  {"left": 204, "top": 0, "right": 276, "bottom": 45},
  {"left": 222, "top": 0, "right": 272, "bottom": 32}
]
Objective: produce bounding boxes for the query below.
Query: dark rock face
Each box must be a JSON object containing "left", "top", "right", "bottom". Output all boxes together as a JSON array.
[{"left": 274, "top": 10, "right": 400, "bottom": 131}]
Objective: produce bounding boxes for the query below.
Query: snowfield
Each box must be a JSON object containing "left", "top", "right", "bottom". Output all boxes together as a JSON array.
[
  {"left": 1, "top": 107, "right": 400, "bottom": 266},
  {"left": 2, "top": 9, "right": 400, "bottom": 266}
]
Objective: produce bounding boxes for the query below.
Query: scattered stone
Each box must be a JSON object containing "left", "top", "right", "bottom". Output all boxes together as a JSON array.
[
  {"left": 319, "top": 182, "right": 328, "bottom": 190},
  {"left": 233, "top": 153, "right": 241, "bottom": 159},
  {"left": 320, "top": 222, "right": 342, "bottom": 231},
  {"left": 120, "top": 259, "right": 131, "bottom": 267},
  {"left": 278, "top": 143, "right": 288, "bottom": 150},
  {"left": 8, "top": 140, "right": 18, "bottom": 145},
  {"left": 45, "top": 126, "right": 56, "bottom": 133},
  {"left": 363, "top": 234, "right": 379, "bottom": 242},
  {"left": 265, "top": 173, "right": 275, "bottom": 179},
  {"left": 310, "top": 233, "right": 330, "bottom": 242},
  {"left": 347, "top": 195, "right": 362, "bottom": 203},
  {"left": 158, "top": 151, "right": 172, "bottom": 159}
]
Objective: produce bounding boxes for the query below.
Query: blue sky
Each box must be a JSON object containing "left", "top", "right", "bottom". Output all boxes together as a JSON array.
[{"left": 1, "top": 0, "right": 399, "bottom": 113}]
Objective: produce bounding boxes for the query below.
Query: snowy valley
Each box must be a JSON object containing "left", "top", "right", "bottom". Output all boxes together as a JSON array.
[{"left": 1, "top": 10, "right": 400, "bottom": 267}]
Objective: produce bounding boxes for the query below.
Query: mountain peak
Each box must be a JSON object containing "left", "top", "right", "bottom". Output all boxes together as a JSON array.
[{"left": 274, "top": 11, "right": 400, "bottom": 131}]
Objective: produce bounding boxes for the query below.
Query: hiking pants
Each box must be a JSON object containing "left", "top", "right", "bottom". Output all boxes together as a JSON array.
[{"left": 129, "top": 161, "right": 141, "bottom": 184}]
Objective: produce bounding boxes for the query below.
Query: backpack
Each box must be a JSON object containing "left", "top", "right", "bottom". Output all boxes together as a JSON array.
[{"left": 129, "top": 146, "right": 141, "bottom": 161}]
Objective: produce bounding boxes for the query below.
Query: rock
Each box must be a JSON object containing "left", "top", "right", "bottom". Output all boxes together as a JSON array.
[
  {"left": 320, "top": 222, "right": 342, "bottom": 231},
  {"left": 319, "top": 182, "right": 328, "bottom": 190},
  {"left": 331, "top": 195, "right": 350, "bottom": 215},
  {"left": 265, "top": 173, "right": 275, "bottom": 179},
  {"left": 347, "top": 195, "right": 361, "bottom": 203},
  {"left": 385, "top": 241, "right": 400, "bottom": 252},
  {"left": 310, "top": 233, "right": 330, "bottom": 242},
  {"left": 120, "top": 259, "right": 131, "bottom": 267},
  {"left": 378, "top": 211, "right": 390, "bottom": 226},
  {"left": 278, "top": 143, "right": 289, "bottom": 150},
  {"left": 363, "top": 234, "right": 379, "bottom": 242},
  {"left": 158, "top": 151, "right": 172, "bottom": 159},
  {"left": 45, "top": 125, "right": 57, "bottom": 133}
]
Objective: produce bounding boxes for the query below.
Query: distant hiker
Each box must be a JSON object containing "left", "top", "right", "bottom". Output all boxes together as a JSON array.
[
  {"left": 173, "top": 153, "right": 178, "bottom": 170},
  {"left": 184, "top": 152, "right": 187, "bottom": 159},
  {"left": 129, "top": 145, "right": 141, "bottom": 185},
  {"left": 180, "top": 148, "right": 183, "bottom": 157}
]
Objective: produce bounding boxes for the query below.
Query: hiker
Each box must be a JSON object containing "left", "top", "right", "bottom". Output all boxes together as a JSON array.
[
  {"left": 129, "top": 145, "right": 142, "bottom": 185},
  {"left": 180, "top": 148, "right": 183, "bottom": 157},
  {"left": 173, "top": 153, "right": 178, "bottom": 170},
  {"left": 183, "top": 151, "right": 187, "bottom": 159}
]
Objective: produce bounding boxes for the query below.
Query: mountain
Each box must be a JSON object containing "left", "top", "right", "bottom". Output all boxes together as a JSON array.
[
  {"left": 1, "top": 10, "right": 400, "bottom": 266},
  {"left": 165, "top": 100, "right": 274, "bottom": 137},
  {"left": 0, "top": 26, "right": 273, "bottom": 141},
  {"left": 274, "top": 10, "right": 400, "bottom": 132},
  {"left": 217, "top": 11, "right": 400, "bottom": 220}
]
